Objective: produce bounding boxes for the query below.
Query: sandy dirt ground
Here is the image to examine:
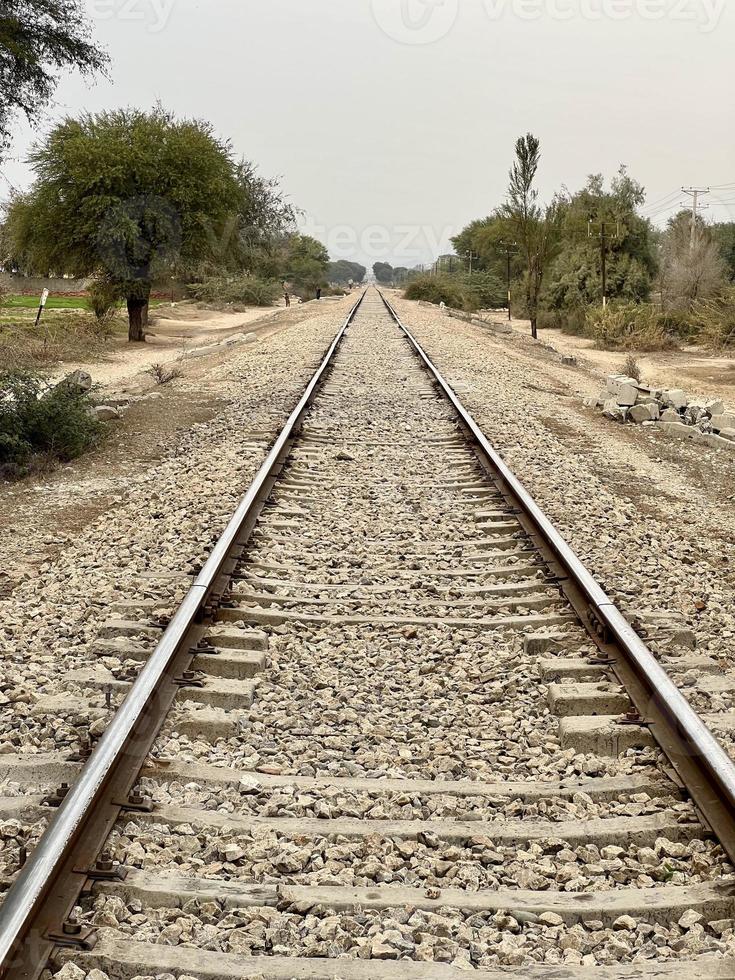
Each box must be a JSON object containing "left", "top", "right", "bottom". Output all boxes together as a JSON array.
[
  {"left": 0, "top": 295, "right": 354, "bottom": 596},
  {"left": 50, "top": 300, "right": 334, "bottom": 393},
  {"left": 494, "top": 312, "right": 735, "bottom": 405}
]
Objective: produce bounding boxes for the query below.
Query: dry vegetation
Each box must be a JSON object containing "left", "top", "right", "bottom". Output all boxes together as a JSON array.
[{"left": 0, "top": 308, "right": 127, "bottom": 370}]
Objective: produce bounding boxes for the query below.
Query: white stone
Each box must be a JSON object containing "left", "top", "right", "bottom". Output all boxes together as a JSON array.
[
  {"left": 663, "top": 389, "right": 688, "bottom": 410},
  {"left": 606, "top": 375, "right": 639, "bottom": 407}
]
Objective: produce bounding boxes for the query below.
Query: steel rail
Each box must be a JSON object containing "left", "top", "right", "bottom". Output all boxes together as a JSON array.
[
  {"left": 0, "top": 290, "right": 366, "bottom": 978},
  {"left": 378, "top": 289, "right": 735, "bottom": 863}
]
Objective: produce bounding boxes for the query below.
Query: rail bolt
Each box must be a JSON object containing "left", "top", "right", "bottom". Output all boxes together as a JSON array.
[
  {"left": 62, "top": 920, "right": 82, "bottom": 936},
  {"left": 96, "top": 852, "right": 114, "bottom": 873}
]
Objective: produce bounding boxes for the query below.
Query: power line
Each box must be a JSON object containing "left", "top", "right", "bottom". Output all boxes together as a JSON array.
[{"left": 640, "top": 189, "right": 681, "bottom": 213}]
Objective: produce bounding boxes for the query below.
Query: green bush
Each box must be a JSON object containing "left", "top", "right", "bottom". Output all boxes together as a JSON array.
[
  {"left": 0, "top": 371, "right": 103, "bottom": 478},
  {"left": 538, "top": 307, "right": 588, "bottom": 335},
  {"left": 404, "top": 274, "right": 478, "bottom": 312},
  {"left": 87, "top": 279, "right": 122, "bottom": 322},
  {"left": 188, "top": 275, "right": 281, "bottom": 307}
]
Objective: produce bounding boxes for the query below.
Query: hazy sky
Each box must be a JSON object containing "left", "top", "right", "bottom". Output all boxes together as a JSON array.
[{"left": 3, "top": 0, "right": 734, "bottom": 267}]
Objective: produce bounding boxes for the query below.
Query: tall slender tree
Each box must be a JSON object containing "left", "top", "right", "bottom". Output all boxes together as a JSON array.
[{"left": 501, "top": 134, "right": 561, "bottom": 339}]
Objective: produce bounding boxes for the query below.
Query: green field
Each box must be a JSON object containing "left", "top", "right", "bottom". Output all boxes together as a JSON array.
[
  {"left": 3, "top": 294, "right": 87, "bottom": 310},
  {"left": 2, "top": 295, "right": 167, "bottom": 311}
]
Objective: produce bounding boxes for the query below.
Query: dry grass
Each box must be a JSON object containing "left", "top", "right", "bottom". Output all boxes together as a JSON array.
[
  {"left": 0, "top": 309, "right": 128, "bottom": 370},
  {"left": 587, "top": 303, "right": 680, "bottom": 353},
  {"left": 147, "top": 362, "right": 183, "bottom": 385}
]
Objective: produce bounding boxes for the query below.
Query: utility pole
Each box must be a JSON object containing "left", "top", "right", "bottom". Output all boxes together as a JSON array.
[
  {"left": 465, "top": 251, "right": 478, "bottom": 275},
  {"left": 498, "top": 241, "right": 517, "bottom": 320},
  {"left": 600, "top": 222, "right": 607, "bottom": 308},
  {"left": 588, "top": 220, "right": 608, "bottom": 308},
  {"left": 682, "top": 187, "right": 710, "bottom": 251}
]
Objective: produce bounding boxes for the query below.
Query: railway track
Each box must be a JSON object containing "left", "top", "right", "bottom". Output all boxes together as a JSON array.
[{"left": 3, "top": 287, "right": 735, "bottom": 977}]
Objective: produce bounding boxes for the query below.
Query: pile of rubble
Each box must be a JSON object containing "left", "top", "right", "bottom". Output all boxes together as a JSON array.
[{"left": 585, "top": 374, "right": 735, "bottom": 447}]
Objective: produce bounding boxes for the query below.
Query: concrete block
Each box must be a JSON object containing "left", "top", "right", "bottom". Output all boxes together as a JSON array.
[
  {"left": 561, "top": 355, "right": 577, "bottom": 366},
  {"left": 705, "top": 399, "right": 726, "bottom": 416},
  {"left": 602, "top": 398, "right": 627, "bottom": 423},
  {"left": 660, "top": 408, "right": 681, "bottom": 423},
  {"left": 548, "top": 682, "right": 630, "bottom": 717},
  {"left": 659, "top": 421, "right": 695, "bottom": 439},
  {"left": 663, "top": 389, "right": 688, "bottom": 410},
  {"left": 629, "top": 403, "right": 658, "bottom": 424},
  {"left": 559, "top": 715, "right": 655, "bottom": 755},
  {"left": 712, "top": 413, "right": 735, "bottom": 431},
  {"left": 703, "top": 432, "right": 735, "bottom": 451},
  {"left": 606, "top": 375, "right": 639, "bottom": 406}
]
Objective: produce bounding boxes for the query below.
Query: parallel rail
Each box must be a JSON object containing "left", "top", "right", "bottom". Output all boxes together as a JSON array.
[
  {"left": 0, "top": 291, "right": 366, "bottom": 978},
  {"left": 2, "top": 285, "right": 735, "bottom": 976},
  {"left": 378, "top": 288, "right": 735, "bottom": 863}
]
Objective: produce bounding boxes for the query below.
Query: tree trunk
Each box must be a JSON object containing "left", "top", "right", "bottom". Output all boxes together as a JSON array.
[
  {"left": 530, "top": 316, "right": 538, "bottom": 340},
  {"left": 127, "top": 298, "right": 147, "bottom": 342}
]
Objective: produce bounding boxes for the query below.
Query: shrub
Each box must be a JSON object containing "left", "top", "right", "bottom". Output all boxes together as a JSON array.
[
  {"left": 586, "top": 303, "right": 679, "bottom": 352},
  {"left": 539, "top": 307, "right": 588, "bottom": 335},
  {"left": 623, "top": 353, "right": 642, "bottom": 382},
  {"left": 187, "top": 275, "right": 281, "bottom": 307},
  {"left": 692, "top": 289, "right": 735, "bottom": 349},
  {"left": 657, "top": 309, "right": 699, "bottom": 341},
  {"left": 148, "top": 363, "right": 182, "bottom": 385},
  {"left": 87, "top": 279, "right": 122, "bottom": 322},
  {"left": 456, "top": 272, "right": 506, "bottom": 310},
  {"left": 0, "top": 371, "right": 103, "bottom": 478},
  {"left": 404, "top": 274, "right": 478, "bottom": 312}
]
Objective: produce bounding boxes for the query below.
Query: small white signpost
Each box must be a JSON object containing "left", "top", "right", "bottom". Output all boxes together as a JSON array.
[{"left": 35, "top": 289, "right": 49, "bottom": 327}]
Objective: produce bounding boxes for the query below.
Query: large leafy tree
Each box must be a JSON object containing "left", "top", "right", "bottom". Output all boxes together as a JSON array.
[
  {"left": 451, "top": 216, "right": 517, "bottom": 280},
  {"left": 545, "top": 168, "right": 657, "bottom": 311},
  {"left": 5, "top": 107, "right": 242, "bottom": 340},
  {"left": 373, "top": 262, "right": 394, "bottom": 284},
  {"left": 327, "top": 260, "right": 366, "bottom": 285},
  {"left": 283, "top": 234, "right": 329, "bottom": 294},
  {"left": 0, "top": 0, "right": 108, "bottom": 154},
  {"left": 500, "top": 134, "right": 562, "bottom": 339}
]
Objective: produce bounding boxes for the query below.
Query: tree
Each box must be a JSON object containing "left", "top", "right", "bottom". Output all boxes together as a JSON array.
[
  {"left": 545, "top": 168, "right": 657, "bottom": 312},
  {"left": 284, "top": 234, "right": 329, "bottom": 294},
  {"left": 500, "top": 134, "right": 562, "bottom": 339},
  {"left": 451, "top": 216, "right": 515, "bottom": 280},
  {"left": 712, "top": 222, "right": 735, "bottom": 282},
  {"left": 373, "top": 262, "right": 394, "bottom": 284},
  {"left": 327, "top": 260, "right": 366, "bottom": 285},
  {"left": 4, "top": 107, "right": 242, "bottom": 340},
  {"left": 0, "top": 1, "right": 108, "bottom": 154},
  {"left": 659, "top": 211, "right": 727, "bottom": 310}
]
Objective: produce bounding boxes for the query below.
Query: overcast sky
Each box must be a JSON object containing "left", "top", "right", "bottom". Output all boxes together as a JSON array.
[{"left": 3, "top": 0, "right": 734, "bottom": 267}]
